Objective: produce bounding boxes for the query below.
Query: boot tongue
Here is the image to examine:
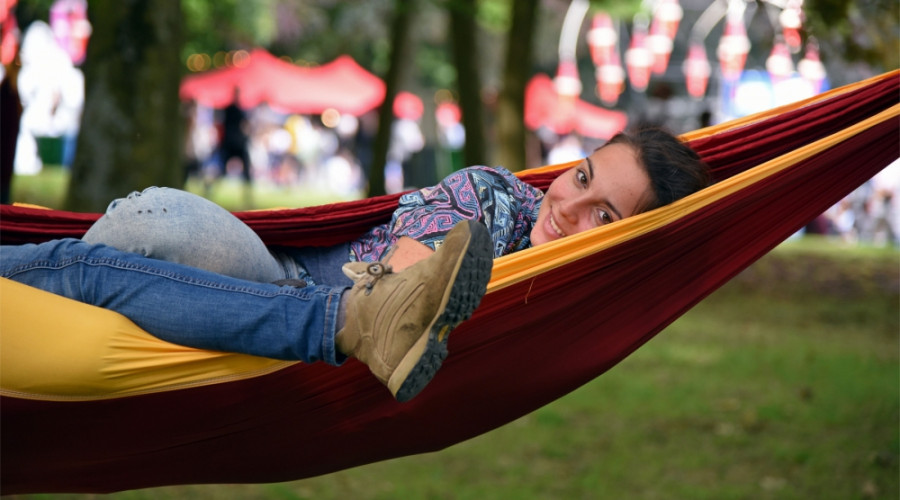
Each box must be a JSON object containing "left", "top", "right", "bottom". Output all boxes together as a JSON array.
[{"left": 341, "top": 262, "right": 372, "bottom": 281}]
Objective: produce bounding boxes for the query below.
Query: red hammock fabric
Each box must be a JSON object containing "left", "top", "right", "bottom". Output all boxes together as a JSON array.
[{"left": 1, "top": 73, "right": 897, "bottom": 494}]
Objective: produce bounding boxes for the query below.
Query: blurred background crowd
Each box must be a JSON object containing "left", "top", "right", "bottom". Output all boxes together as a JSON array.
[{"left": 1, "top": 0, "right": 896, "bottom": 245}]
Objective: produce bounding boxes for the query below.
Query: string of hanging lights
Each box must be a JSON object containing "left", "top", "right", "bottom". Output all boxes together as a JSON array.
[{"left": 564, "top": 0, "right": 828, "bottom": 107}]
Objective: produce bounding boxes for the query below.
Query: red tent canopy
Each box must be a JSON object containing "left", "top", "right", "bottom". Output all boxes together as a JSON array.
[
  {"left": 525, "top": 73, "right": 628, "bottom": 140},
  {"left": 180, "top": 49, "right": 386, "bottom": 116}
]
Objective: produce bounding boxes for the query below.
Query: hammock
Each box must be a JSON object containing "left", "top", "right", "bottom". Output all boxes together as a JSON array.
[{"left": 1, "top": 71, "right": 897, "bottom": 494}]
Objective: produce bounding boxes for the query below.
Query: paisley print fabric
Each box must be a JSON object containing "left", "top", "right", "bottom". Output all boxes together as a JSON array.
[{"left": 351, "top": 166, "right": 544, "bottom": 262}]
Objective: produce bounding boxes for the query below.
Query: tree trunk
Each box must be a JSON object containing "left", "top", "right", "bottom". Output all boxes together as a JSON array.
[
  {"left": 65, "top": 0, "right": 184, "bottom": 212},
  {"left": 369, "top": 0, "right": 417, "bottom": 197},
  {"left": 496, "top": 0, "right": 539, "bottom": 172},
  {"left": 448, "top": 0, "right": 488, "bottom": 167}
]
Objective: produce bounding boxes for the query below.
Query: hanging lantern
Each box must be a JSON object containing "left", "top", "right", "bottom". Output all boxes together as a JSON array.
[
  {"left": 554, "top": 59, "right": 582, "bottom": 99},
  {"left": 554, "top": 60, "right": 581, "bottom": 130},
  {"left": 717, "top": 2, "right": 750, "bottom": 82},
  {"left": 683, "top": 41, "right": 711, "bottom": 99},
  {"left": 654, "top": 0, "right": 683, "bottom": 39},
  {"left": 798, "top": 38, "right": 826, "bottom": 94},
  {"left": 597, "top": 49, "right": 626, "bottom": 106},
  {"left": 766, "top": 38, "right": 794, "bottom": 84},
  {"left": 647, "top": 20, "right": 673, "bottom": 75},
  {"left": 588, "top": 12, "right": 625, "bottom": 106},
  {"left": 1, "top": 5, "right": 18, "bottom": 66},
  {"left": 779, "top": 0, "right": 804, "bottom": 53},
  {"left": 647, "top": 0, "right": 682, "bottom": 75},
  {"left": 587, "top": 12, "right": 617, "bottom": 67},
  {"left": 625, "top": 15, "right": 652, "bottom": 92}
]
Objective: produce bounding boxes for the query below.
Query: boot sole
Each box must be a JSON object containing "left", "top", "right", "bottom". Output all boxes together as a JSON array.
[{"left": 388, "top": 220, "right": 493, "bottom": 402}]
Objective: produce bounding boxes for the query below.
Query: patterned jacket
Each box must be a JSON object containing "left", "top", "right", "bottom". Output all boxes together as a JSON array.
[{"left": 351, "top": 166, "right": 544, "bottom": 262}]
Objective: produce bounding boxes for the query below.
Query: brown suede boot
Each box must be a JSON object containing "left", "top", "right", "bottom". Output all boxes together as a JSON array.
[{"left": 336, "top": 220, "right": 492, "bottom": 402}]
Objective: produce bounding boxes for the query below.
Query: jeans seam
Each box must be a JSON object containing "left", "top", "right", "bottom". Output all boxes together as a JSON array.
[
  {"left": 323, "top": 293, "right": 333, "bottom": 364},
  {"left": 4, "top": 255, "right": 328, "bottom": 299}
]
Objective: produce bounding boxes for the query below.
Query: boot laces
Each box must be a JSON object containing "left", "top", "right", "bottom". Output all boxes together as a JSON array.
[
  {"left": 362, "top": 262, "right": 392, "bottom": 295},
  {"left": 342, "top": 245, "right": 397, "bottom": 295}
]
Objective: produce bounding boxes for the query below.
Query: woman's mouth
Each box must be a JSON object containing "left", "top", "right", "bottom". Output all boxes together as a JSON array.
[{"left": 549, "top": 212, "right": 567, "bottom": 239}]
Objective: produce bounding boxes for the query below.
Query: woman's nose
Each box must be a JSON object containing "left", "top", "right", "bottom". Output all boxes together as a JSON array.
[{"left": 557, "top": 197, "right": 579, "bottom": 224}]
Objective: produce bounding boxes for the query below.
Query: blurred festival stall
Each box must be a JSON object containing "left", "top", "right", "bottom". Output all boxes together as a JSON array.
[
  {"left": 179, "top": 49, "right": 433, "bottom": 196},
  {"left": 180, "top": 49, "right": 386, "bottom": 117}
]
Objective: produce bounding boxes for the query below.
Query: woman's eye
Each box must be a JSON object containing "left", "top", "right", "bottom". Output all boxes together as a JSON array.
[
  {"left": 576, "top": 170, "right": 588, "bottom": 186},
  {"left": 597, "top": 209, "right": 612, "bottom": 225}
]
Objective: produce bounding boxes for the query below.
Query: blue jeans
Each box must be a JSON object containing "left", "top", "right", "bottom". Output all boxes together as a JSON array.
[
  {"left": 1, "top": 239, "right": 346, "bottom": 364},
  {"left": 1, "top": 187, "right": 352, "bottom": 365}
]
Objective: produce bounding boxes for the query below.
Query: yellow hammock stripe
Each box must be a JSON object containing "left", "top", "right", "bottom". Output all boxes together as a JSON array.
[{"left": 0, "top": 278, "right": 297, "bottom": 401}]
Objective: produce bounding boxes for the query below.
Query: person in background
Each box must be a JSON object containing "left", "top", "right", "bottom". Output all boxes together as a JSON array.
[{"left": 221, "top": 87, "right": 253, "bottom": 204}]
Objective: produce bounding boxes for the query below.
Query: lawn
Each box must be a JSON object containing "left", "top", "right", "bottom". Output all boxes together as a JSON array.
[
  {"left": 6, "top": 173, "right": 899, "bottom": 500},
  {"left": 9, "top": 167, "right": 361, "bottom": 211}
]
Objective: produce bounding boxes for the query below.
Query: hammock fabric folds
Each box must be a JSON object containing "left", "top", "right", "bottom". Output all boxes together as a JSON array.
[{"left": 1, "top": 71, "right": 897, "bottom": 494}]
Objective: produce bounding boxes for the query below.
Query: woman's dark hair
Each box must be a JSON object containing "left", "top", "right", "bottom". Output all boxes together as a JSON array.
[{"left": 607, "top": 127, "right": 711, "bottom": 212}]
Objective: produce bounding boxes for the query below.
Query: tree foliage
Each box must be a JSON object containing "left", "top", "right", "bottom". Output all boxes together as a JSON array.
[{"left": 803, "top": 0, "right": 898, "bottom": 80}]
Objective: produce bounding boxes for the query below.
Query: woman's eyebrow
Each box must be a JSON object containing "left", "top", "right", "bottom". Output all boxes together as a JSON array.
[
  {"left": 607, "top": 200, "right": 623, "bottom": 221},
  {"left": 584, "top": 156, "right": 624, "bottom": 220},
  {"left": 586, "top": 156, "right": 623, "bottom": 220}
]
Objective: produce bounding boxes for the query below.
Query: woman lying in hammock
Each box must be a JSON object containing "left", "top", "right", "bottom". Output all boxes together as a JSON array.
[{"left": 1, "top": 127, "right": 709, "bottom": 402}]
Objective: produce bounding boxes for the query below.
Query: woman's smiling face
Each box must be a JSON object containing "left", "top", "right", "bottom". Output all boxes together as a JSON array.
[{"left": 530, "top": 143, "right": 653, "bottom": 247}]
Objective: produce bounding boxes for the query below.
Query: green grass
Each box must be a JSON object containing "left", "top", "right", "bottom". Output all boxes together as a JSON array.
[
  {"left": 10, "top": 167, "right": 360, "bottom": 211},
  {"left": 7, "top": 176, "right": 899, "bottom": 500},
  {"left": 181, "top": 176, "right": 363, "bottom": 211},
  {"left": 9, "top": 167, "right": 72, "bottom": 209}
]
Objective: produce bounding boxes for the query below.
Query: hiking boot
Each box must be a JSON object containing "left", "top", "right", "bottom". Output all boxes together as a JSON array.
[{"left": 336, "top": 220, "right": 492, "bottom": 402}]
